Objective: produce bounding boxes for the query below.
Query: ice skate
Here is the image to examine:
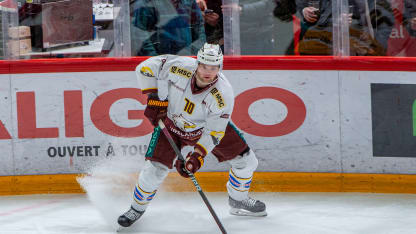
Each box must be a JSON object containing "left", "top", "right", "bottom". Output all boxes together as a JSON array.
[
  {"left": 229, "top": 196, "right": 267, "bottom": 217},
  {"left": 117, "top": 206, "right": 145, "bottom": 228}
]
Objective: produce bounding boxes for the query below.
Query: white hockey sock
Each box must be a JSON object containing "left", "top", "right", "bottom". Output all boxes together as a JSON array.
[
  {"left": 227, "top": 169, "right": 252, "bottom": 201},
  {"left": 131, "top": 160, "right": 169, "bottom": 211},
  {"left": 226, "top": 149, "right": 258, "bottom": 201},
  {"left": 132, "top": 185, "right": 157, "bottom": 211}
]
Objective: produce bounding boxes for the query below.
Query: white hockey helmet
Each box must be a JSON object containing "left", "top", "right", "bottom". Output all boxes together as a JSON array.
[{"left": 197, "top": 43, "right": 223, "bottom": 66}]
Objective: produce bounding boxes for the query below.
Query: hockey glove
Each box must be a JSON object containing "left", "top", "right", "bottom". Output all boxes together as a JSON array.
[
  {"left": 144, "top": 97, "right": 168, "bottom": 127},
  {"left": 175, "top": 151, "right": 204, "bottom": 178}
]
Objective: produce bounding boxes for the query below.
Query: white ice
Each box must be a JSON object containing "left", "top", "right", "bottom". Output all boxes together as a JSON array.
[
  {"left": 1, "top": 191, "right": 416, "bottom": 234},
  {"left": 1, "top": 157, "right": 416, "bottom": 234}
]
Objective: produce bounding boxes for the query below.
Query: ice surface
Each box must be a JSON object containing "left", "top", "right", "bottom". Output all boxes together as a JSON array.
[
  {"left": 1, "top": 192, "right": 416, "bottom": 234},
  {"left": 2, "top": 156, "right": 416, "bottom": 233}
]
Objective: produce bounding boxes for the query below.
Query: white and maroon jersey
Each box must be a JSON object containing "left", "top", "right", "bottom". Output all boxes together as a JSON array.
[{"left": 135, "top": 55, "right": 234, "bottom": 156}]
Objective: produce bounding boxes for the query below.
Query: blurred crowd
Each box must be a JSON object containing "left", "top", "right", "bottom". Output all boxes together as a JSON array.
[
  {"left": 129, "top": 0, "right": 416, "bottom": 57},
  {"left": 7, "top": 0, "right": 416, "bottom": 57}
]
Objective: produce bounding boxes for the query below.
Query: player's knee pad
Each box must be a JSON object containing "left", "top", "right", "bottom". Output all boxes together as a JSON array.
[
  {"left": 228, "top": 148, "right": 258, "bottom": 178},
  {"left": 138, "top": 160, "right": 169, "bottom": 192}
]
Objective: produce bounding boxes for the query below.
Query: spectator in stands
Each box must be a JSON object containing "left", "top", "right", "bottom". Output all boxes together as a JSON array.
[
  {"left": 348, "top": 0, "right": 394, "bottom": 56},
  {"left": 196, "top": 0, "right": 275, "bottom": 55},
  {"left": 274, "top": 0, "right": 297, "bottom": 22},
  {"left": 295, "top": 0, "right": 334, "bottom": 55},
  {"left": 296, "top": 0, "right": 394, "bottom": 56},
  {"left": 130, "top": 0, "right": 206, "bottom": 56},
  {"left": 196, "top": 0, "right": 276, "bottom": 55},
  {"left": 195, "top": 0, "right": 274, "bottom": 55},
  {"left": 273, "top": 0, "right": 298, "bottom": 55},
  {"left": 403, "top": 0, "right": 416, "bottom": 37},
  {"left": 196, "top": 0, "right": 224, "bottom": 48}
]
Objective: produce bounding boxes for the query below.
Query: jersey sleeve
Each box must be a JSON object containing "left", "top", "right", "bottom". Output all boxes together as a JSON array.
[
  {"left": 135, "top": 55, "right": 177, "bottom": 100},
  {"left": 194, "top": 86, "right": 235, "bottom": 156}
]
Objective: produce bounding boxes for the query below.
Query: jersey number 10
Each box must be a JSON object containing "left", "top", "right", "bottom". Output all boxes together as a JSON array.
[{"left": 184, "top": 98, "right": 195, "bottom": 114}]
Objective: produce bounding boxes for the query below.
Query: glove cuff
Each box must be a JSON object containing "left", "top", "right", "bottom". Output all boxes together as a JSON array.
[
  {"left": 195, "top": 154, "right": 204, "bottom": 168},
  {"left": 194, "top": 143, "right": 208, "bottom": 157},
  {"left": 147, "top": 98, "right": 169, "bottom": 107}
]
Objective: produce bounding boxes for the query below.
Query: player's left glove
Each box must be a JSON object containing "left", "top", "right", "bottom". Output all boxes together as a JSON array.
[
  {"left": 144, "top": 96, "right": 168, "bottom": 127},
  {"left": 175, "top": 151, "right": 204, "bottom": 178}
]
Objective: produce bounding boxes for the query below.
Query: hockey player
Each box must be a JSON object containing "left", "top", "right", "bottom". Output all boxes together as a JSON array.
[{"left": 118, "top": 43, "right": 267, "bottom": 228}]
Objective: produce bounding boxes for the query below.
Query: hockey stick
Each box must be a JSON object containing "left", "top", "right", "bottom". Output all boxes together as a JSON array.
[{"left": 158, "top": 119, "right": 227, "bottom": 234}]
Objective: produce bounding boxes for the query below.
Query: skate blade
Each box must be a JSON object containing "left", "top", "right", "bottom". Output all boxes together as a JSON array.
[{"left": 230, "top": 208, "right": 267, "bottom": 217}]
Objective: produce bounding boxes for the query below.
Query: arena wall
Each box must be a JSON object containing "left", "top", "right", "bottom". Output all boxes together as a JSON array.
[{"left": 0, "top": 57, "right": 416, "bottom": 194}]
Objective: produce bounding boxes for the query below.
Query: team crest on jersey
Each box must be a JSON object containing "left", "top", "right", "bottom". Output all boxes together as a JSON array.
[
  {"left": 170, "top": 66, "right": 192, "bottom": 79},
  {"left": 172, "top": 114, "right": 197, "bottom": 129},
  {"left": 140, "top": 66, "right": 154, "bottom": 77},
  {"left": 210, "top": 88, "right": 225, "bottom": 108}
]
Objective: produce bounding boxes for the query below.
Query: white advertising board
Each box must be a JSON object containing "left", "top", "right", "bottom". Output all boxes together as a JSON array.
[
  {"left": 10, "top": 71, "right": 151, "bottom": 175},
  {"left": 0, "top": 74, "right": 13, "bottom": 175},
  {"left": 218, "top": 70, "right": 341, "bottom": 172},
  {"left": 1, "top": 69, "right": 416, "bottom": 175},
  {"left": 339, "top": 70, "right": 416, "bottom": 174},
  {"left": 2, "top": 69, "right": 341, "bottom": 175}
]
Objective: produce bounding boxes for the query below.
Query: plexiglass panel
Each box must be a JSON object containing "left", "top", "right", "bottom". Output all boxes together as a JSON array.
[
  {"left": 237, "top": 0, "right": 276, "bottom": 55},
  {"left": 1, "top": 0, "right": 416, "bottom": 59},
  {"left": 129, "top": 0, "right": 206, "bottom": 56},
  {"left": 1, "top": 0, "right": 129, "bottom": 59},
  {"left": 1, "top": 0, "right": 20, "bottom": 60},
  {"left": 295, "top": 0, "right": 335, "bottom": 55},
  {"left": 347, "top": 0, "right": 394, "bottom": 56}
]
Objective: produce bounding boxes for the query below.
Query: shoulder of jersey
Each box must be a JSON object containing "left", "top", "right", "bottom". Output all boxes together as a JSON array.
[
  {"left": 207, "top": 74, "right": 233, "bottom": 110},
  {"left": 216, "top": 73, "right": 233, "bottom": 94},
  {"left": 167, "top": 56, "right": 197, "bottom": 79}
]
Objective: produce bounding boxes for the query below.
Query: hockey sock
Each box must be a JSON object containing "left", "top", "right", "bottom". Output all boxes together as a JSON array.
[
  {"left": 132, "top": 185, "right": 157, "bottom": 211},
  {"left": 226, "top": 168, "right": 252, "bottom": 201}
]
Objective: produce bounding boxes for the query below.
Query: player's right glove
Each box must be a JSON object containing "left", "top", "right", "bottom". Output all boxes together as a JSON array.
[
  {"left": 175, "top": 159, "right": 188, "bottom": 178},
  {"left": 175, "top": 151, "right": 204, "bottom": 178},
  {"left": 144, "top": 96, "right": 168, "bottom": 127}
]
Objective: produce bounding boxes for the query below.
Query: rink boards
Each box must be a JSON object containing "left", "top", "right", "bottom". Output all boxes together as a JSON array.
[{"left": 0, "top": 57, "right": 416, "bottom": 194}]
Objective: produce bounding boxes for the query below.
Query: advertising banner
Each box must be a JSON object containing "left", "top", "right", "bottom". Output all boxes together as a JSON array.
[
  {"left": 0, "top": 69, "right": 341, "bottom": 175},
  {"left": 339, "top": 71, "right": 416, "bottom": 174},
  {"left": 1, "top": 67, "right": 416, "bottom": 175},
  {"left": 8, "top": 71, "right": 151, "bottom": 175},
  {"left": 223, "top": 70, "right": 341, "bottom": 172}
]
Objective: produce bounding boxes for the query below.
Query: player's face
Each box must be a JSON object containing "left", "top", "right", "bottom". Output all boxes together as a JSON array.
[{"left": 196, "top": 63, "right": 220, "bottom": 87}]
